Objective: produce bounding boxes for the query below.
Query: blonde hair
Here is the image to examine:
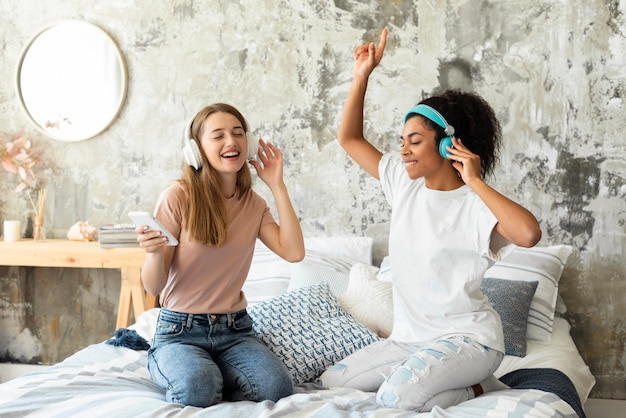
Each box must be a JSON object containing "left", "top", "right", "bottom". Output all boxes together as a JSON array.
[{"left": 180, "top": 103, "right": 252, "bottom": 246}]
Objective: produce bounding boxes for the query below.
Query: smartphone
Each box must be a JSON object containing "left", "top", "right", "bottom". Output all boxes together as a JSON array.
[{"left": 128, "top": 211, "right": 179, "bottom": 246}]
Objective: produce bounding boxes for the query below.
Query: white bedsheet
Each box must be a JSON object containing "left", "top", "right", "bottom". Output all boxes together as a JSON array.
[
  {"left": 0, "top": 342, "right": 578, "bottom": 418},
  {"left": 0, "top": 309, "right": 591, "bottom": 418}
]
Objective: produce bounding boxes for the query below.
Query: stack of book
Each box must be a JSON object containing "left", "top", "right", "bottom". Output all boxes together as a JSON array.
[{"left": 98, "top": 224, "right": 139, "bottom": 248}]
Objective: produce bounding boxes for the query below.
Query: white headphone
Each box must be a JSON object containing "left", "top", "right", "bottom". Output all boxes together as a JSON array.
[{"left": 182, "top": 117, "right": 259, "bottom": 170}]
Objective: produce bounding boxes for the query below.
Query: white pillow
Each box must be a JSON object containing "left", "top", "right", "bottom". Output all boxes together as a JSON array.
[
  {"left": 248, "top": 282, "right": 380, "bottom": 384},
  {"left": 377, "top": 256, "right": 392, "bottom": 282},
  {"left": 300, "top": 249, "right": 360, "bottom": 273},
  {"left": 484, "top": 245, "right": 573, "bottom": 345},
  {"left": 244, "top": 239, "right": 372, "bottom": 304},
  {"left": 304, "top": 236, "right": 373, "bottom": 265},
  {"left": 338, "top": 263, "right": 394, "bottom": 338},
  {"left": 242, "top": 241, "right": 292, "bottom": 305},
  {"left": 495, "top": 317, "right": 596, "bottom": 403},
  {"left": 127, "top": 308, "right": 160, "bottom": 343},
  {"left": 288, "top": 261, "right": 350, "bottom": 296}
]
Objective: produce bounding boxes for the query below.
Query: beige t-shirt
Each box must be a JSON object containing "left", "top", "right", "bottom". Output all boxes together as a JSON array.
[{"left": 154, "top": 182, "right": 275, "bottom": 314}]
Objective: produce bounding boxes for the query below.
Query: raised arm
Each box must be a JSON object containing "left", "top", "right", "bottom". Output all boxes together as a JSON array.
[
  {"left": 251, "top": 139, "right": 305, "bottom": 262},
  {"left": 338, "top": 29, "right": 388, "bottom": 180}
]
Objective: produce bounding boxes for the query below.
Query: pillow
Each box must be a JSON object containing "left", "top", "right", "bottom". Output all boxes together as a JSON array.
[
  {"left": 288, "top": 261, "right": 350, "bottom": 296},
  {"left": 247, "top": 282, "right": 380, "bottom": 384},
  {"left": 304, "top": 236, "right": 373, "bottom": 265},
  {"left": 127, "top": 308, "right": 160, "bottom": 343},
  {"left": 377, "top": 256, "right": 392, "bottom": 282},
  {"left": 555, "top": 293, "right": 567, "bottom": 315},
  {"left": 484, "top": 245, "right": 573, "bottom": 345},
  {"left": 495, "top": 317, "right": 596, "bottom": 404},
  {"left": 243, "top": 240, "right": 293, "bottom": 305},
  {"left": 243, "top": 240, "right": 366, "bottom": 304},
  {"left": 480, "top": 278, "right": 538, "bottom": 357},
  {"left": 338, "top": 263, "right": 394, "bottom": 338}
]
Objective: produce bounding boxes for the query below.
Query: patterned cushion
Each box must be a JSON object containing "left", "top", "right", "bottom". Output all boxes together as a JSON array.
[
  {"left": 247, "top": 282, "right": 380, "bottom": 384},
  {"left": 484, "top": 245, "right": 572, "bottom": 345},
  {"left": 481, "top": 278, "right": 538, "bottom": 357}
]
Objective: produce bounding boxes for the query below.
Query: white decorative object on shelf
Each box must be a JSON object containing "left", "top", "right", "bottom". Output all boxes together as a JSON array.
[{"left": 3, "top": 220, "right": 21, "bottom": 242}]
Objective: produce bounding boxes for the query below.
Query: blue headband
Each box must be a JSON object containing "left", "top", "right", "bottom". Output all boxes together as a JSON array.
[{"left": 404, "top": 104, "right": 455, "bottom": 137}]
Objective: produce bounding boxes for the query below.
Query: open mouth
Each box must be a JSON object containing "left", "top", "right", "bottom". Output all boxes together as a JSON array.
[{"left": 221, "top": 151, "right": 241, "bottom": 159}]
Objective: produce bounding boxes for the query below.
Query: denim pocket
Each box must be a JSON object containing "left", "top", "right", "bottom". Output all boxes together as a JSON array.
[
  {"left": 154, "top": 318, "right": 185, "bottom": 340},
  {"left": 231, "top": 312, "right": 253, "bottom": 331}
]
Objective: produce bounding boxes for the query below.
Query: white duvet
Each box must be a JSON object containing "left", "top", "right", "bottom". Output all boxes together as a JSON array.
[{"left": 0, "top": 310, "right": 593, "bottom": 418}]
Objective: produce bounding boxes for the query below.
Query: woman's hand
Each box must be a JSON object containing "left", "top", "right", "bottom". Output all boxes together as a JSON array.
[
  {"left": 352, "top": 28, "right": 388, "bottom": 79},
  {"left": 249, "top": 138, "right": 284, "bottom": 188},
  {"left": 135, "top": 225, "right": 168, "bottom": 253},
  {"left": 447, "top": 137, "right": 482, "bottom": 186}
]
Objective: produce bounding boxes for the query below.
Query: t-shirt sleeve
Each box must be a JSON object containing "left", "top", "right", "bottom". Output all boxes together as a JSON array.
[
  {"left": 379, "top": 154, "right": 402, "bottom": 206},
  {"left": 488, "top": 229, "right": 516, "bottom": 261},
  {"left": 479, "top": 204, "right": 515, "bottom": 262}
]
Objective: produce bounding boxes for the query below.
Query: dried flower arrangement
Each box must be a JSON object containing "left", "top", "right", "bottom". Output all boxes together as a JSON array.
[
  {"left": 1, "top": 130, "right": 40, "bottom": 192},
  {"left": 1, "top": 130, "right": 47, "bottom": 237}
]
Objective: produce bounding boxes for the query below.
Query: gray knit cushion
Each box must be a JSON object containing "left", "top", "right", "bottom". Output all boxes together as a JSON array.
[{"left": 481, "top": 278, "right": 538, "bottom": 357}]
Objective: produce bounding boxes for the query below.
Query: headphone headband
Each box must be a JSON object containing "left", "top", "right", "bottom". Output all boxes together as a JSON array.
[
  {"left": 184, "top": 116, "right": 194, "bottom": 141},
  {"left": 404, "top": 104, "right": 455, "bottom": 136}
]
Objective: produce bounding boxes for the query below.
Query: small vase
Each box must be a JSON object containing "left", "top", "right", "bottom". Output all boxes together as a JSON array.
[{"left": 33, "top": 215, "right": 46, "bottom": 241}]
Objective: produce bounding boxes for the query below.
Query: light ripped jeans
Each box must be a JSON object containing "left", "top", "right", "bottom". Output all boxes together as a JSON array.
[{"left": 319, "top": 336, "right": 503, "bottom": 412}]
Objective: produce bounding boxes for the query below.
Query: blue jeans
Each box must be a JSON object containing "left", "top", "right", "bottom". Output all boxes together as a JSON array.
[{"left": 148, "top": 308, "right": 293, "bottom": 407}]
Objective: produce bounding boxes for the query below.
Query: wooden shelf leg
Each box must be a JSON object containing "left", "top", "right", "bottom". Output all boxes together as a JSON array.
[
  {"left": 145, "top": 293, "right": 159, "bottom": 310},
  {"left": 116, "top": 273, "right": 132, "bottom": 329},
  {"left": 116, "top": 267, "right": 144, "bottom": 329}
]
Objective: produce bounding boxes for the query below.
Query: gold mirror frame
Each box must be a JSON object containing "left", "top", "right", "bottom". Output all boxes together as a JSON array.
[{"left": 16, "top": 20, "right": 128, "bottom": 142}]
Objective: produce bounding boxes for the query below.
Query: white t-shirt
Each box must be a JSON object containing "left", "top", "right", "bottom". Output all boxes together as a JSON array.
[{"left": 379, "top": 154, "right": 508, "bottom": 352}]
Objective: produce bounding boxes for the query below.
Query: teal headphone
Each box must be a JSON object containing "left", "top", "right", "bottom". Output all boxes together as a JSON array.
[{"left": 404, "top": 104, "right": 455, "bottom": 160}]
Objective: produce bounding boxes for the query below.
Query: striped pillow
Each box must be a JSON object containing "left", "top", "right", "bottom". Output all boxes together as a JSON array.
[
  {"left": 484, "top": 245, "right": 573, "bottom": 345},
  {"left": 288, "top": 261, "right": 351, "bottom": 296},
  {"left": 243, "top": 240, "right": 365, "bottom": 305}
]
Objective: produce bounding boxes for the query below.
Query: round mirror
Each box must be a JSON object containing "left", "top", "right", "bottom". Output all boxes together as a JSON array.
[{"left": 16, "top": 20, "right": 128, "bottom": 142}]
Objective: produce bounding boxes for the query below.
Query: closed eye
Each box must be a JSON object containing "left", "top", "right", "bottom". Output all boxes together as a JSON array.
[{"left": 400, "top": 139, "right": 421, "bottom": 149}]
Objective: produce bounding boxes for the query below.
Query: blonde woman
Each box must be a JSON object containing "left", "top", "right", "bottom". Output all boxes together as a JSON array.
[{"left": 137, "top": 103, "right": 304, "bottom": 407}]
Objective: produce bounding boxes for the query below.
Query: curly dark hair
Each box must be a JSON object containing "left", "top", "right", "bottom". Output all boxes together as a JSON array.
[{"left": 415, "top": 90, "right": 502, "bottom": 179}]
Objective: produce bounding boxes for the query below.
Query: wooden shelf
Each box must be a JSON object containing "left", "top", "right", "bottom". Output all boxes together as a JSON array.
[{"left": 0, "top": 239, "right": 155, "bottom": 328}]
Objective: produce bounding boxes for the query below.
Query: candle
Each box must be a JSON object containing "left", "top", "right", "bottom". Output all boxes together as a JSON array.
[{"left": 3, "top": 220, "right": 21, "bottom": 242}]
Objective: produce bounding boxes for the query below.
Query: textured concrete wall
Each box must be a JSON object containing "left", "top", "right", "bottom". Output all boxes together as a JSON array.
[{"left": 0, "top": 0, "right": 624, "bottom": 399}]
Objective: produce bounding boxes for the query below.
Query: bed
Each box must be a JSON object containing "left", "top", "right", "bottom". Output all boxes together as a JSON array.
[{"left": 0, "top": 238, "right": 595, "bottom": 418}]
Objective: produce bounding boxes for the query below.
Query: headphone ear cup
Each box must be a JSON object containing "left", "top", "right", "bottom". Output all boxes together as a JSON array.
[
  {"left": 246, "top": 132, "right": 259, "bottom": 160},
  {"left": 439, "top": 136, "right": 453, "bottom": 160},
  {"left": 183, "top": 139, "right": 203, "bottom": 170}
]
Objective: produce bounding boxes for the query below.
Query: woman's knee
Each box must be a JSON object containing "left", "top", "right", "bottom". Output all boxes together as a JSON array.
[
  {"left": 254, "top": 370, "right": 294, "bottom": 402},
  {"left": 173, "top": 367, "right": 223, "bottom": 407},
  {"left": 222, "top": 340, "right": 294, "bottom": 402},
  {"left": 149, "top": 346, "right": 223, "bottom": 407}
]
